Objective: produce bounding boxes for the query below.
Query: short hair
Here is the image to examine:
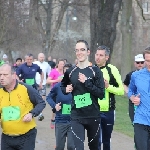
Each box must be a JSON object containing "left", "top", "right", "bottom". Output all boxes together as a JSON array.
[
  {"left": 76, "top": 40, "right": 90, "bottom": 50},
  {"left": 0, "top": 64, "right": 16, "bottom": 74},
  {"left": 25, "top": 53, "right": 34, "bottom": 59},
  {"left": 97, "top": 45, "right": 110, "bottom": 56},
  {"left": 143, "top": 47, "right": 150, "bottom": 58},
  {"left": 16, "top": 58, "right": 22, "bottom": 62}
]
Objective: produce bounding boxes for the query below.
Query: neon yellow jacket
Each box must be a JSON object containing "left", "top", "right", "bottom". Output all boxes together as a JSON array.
[{"left": 98, "top": 64, "right": 124, "bottom": 111}]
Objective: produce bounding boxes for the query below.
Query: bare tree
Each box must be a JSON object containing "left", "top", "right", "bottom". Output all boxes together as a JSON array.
[
  {"left": 33, "top": 0, "right": 70, "bottom": 58},
  {"left": 120, "top": 0, "right": 132, "bottom": 80},
  {"left": 89, "top": 0, "right": 122, "bottom": 63}
]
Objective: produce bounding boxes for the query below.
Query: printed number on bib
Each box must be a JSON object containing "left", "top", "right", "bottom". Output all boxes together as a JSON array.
[{"left": 74, "top": 93, "right": 92, "bottom": 108}]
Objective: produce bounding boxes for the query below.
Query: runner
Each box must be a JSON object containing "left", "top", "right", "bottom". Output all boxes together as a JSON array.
[
  {"left": 34, "top": 53, "right": 51, "bottom": 121},
  {"left": 128, "top": 47, "right": 150, "bottom": 150},
  {"left": 46, "top": 63, "right": 75, "bottom": 150},
  {"left": 0, "top": 64, "right": 46, "bottom": 150},
  {"left": 16, "top": 53, "right": 44, "bottom": 90},
  {"left": 124, "top": 54, "right": 145, "bottom": 123},
  {"left": 34, "top": 53, "right": 51, "bottom": 100},
  {"left": 13, "top": 58, "right": 22, "bottom": 71},
  {"left": 61, "top": 40, "right": 105, "bottom": 150},
  {"left": 46, "top": 58, "right": 65, "bottom": 129},
  {"left": 95, "top": 45, "right": 124, "bottom": 150},
  {"left": 123, "top": 54, "right": 145, "bottom": 150}
]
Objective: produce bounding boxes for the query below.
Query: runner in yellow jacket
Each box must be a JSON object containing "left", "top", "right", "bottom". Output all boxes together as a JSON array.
[{"left": 95, "top": 45, "right": 124, "bottom": 150}]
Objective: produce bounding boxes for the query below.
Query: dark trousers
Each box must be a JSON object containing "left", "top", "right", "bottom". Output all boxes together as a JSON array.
[
  {"left": 55, "top": 123, "right": 75, "bottom": 150},
  {"left": 129, "top": 102, "right": 134, "bottom": 123},
  {"left": 134, "top": 123, "right": 150, "bottom": 150},
  {"left": 99, "top": 110, "right": 115, "bottom": 150},
  {"left": 1, "top": 128, "right": 37, "bottom": 150},
  {"left": 71, "top": 118, "right": 101, "bottom": 150}
]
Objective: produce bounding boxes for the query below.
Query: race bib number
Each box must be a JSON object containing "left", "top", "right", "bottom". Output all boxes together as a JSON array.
[
  {"left": 74, "top": 93, "right": 92, "bottom": 108},
  {"left": 2, "top": 106, "right": 21, "bottom": 121},
  {"left": 62, "top": 104, "right": 71, "bottom": 114},
  {"left": 25, "top": 79, "right": 35, "bottom": 85}
]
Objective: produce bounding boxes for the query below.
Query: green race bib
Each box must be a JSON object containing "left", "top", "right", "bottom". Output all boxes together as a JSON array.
[
  {"left": 62, "top": 104, "right": 71, "bottom": 114},
  {"left": 25, "top": 79, "right": 35, "bottom": 85},
  {"left": 2, "top": 106, "right": 21, "bottom": 121},
  {"left": 58, "top": 75, "right": 64, "bottom": 79},
  {"left": 74, "top": 93, "right": 92, "bottom": 108}
]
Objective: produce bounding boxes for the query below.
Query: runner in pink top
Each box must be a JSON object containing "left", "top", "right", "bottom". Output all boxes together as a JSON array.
[
  {"left": 47, "top": 58, "right": 65, "bottom": 87},
  {"left": 48, "top": 68, "right": 64, "bottom": 87}
]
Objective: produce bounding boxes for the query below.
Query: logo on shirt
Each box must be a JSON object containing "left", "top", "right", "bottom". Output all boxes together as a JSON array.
[{"left": 32, "top": 69, "right": 35, "bottom": 71}]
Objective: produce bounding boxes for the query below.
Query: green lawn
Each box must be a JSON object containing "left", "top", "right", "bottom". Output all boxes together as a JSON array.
[{"left": 114, "top": 96, "right": 134, "bottom": 137}]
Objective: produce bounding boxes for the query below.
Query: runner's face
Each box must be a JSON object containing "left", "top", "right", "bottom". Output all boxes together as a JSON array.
[
  {"left": 75, "top": 42, "right": 90, "bottom": 62},
  {"left": 95, "top": 50, "right": 109, "bottom": 67},
  {"left": 57, "top": 61, "right": 65, "bottom": 70},
  {"left": 144, "top": 53, "right": 150, "bottom": 70},
  {"left": 16, "top": 60, "right": 22, "bottom": 66},
  {"left": 38, "top": 55, "right": 45, "bottom": 62},
  {"left": 26, "top": 56, "right": 33, "bottom": 65},
  {"left": 0, "top": 66, "right": 14, "bottom": 86},
  {"left": 134, "top": 61, "right": 145, "bottom": 70}
]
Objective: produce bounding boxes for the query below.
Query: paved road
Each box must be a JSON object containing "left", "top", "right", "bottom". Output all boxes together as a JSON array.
[{"left": 35, "top": 103, "right": 134, "bottom": 150}]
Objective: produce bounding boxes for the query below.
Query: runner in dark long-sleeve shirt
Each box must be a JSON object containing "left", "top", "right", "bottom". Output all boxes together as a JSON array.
[{"left": 61, "top": 40, "right": 105, "bottom": 150}]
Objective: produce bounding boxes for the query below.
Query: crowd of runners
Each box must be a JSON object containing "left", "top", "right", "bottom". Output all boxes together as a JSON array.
[{"left": 0, "top": 40, "right": 150, "bottom": 150}]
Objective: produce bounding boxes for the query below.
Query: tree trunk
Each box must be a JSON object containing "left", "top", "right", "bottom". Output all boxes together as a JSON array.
[
  {"left": 121, "top": 0, "right": 132, "bottom": 80},
  {"left": 89, "top": 0, "right": 122, "bottom": 63},
  {"left": 49, "top": 0, "right": 70, "bottom": 54}
]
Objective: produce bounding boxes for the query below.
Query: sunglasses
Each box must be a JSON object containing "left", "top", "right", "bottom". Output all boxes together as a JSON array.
[{"left": 136, "top": 61, "right": 144, "bottom": 64}]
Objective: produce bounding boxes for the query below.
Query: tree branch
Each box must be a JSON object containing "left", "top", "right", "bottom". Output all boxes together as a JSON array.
[{"left": 135, "top": 0, "right": 150, "bottom": 21}]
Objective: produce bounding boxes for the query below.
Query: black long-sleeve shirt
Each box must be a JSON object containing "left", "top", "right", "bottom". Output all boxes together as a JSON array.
[{"left": 61, "top": 66, "right": 105, "bottom": 119}]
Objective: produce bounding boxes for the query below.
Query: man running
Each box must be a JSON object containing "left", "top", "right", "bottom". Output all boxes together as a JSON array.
[
  {"left": 61, "top": 40, "right": 105, "bottom": 150},
  {"left": 16, "top": 53, "right": 44, "bottom": 90},
  {"left": 95, "top": 45, "right": 124, "bottom": 150}
]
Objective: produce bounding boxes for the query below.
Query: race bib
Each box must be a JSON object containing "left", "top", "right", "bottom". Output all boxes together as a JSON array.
[
  {"left": 25, "top": 78, "right": 35, "bottom": 85},
  {"left": 62, "top": 104, "right": 71, "bottom": 114},
  {"left": 2, "top": 106, "right": 21, "bottom": 121},
  {"left": 74, "top": 93, "right": 92, "bottom": 108},
  {"left": 58, "top": 75, "right": 64, "bottom": 79}
]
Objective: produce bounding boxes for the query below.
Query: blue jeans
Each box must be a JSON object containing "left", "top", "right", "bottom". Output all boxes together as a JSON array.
[
  {"left": 71, "top": 118, "right": 101, "bottom": 150},
  {"left": 99, "top": 110, "right": 115, "bottom": 150}
]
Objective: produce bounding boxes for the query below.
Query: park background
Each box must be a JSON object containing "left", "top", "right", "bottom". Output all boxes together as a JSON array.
[{"left": 0, "top": 0, "right": 150, "bottom": 80}]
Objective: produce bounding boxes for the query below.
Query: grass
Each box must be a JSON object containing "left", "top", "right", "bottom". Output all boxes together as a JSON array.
[{"left": 114, "top": 95, "right": 134, "bottom": 138}]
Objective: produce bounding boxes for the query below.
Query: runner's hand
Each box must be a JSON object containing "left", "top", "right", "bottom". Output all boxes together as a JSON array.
[
  {"left": 23, "top": 113, "right": 33, "bottom": 122},
  {"left": 132, "top": 94, "right": 140, "bottom": 105},
  {"left": 104, "top": 79, "right": 109, "bottom": 88},
  {"left": 55, "top": 102, "right": 61, "bottom": 111},
  {"left": 78, "top": 72, "right": 87, "bottom": 83}
]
